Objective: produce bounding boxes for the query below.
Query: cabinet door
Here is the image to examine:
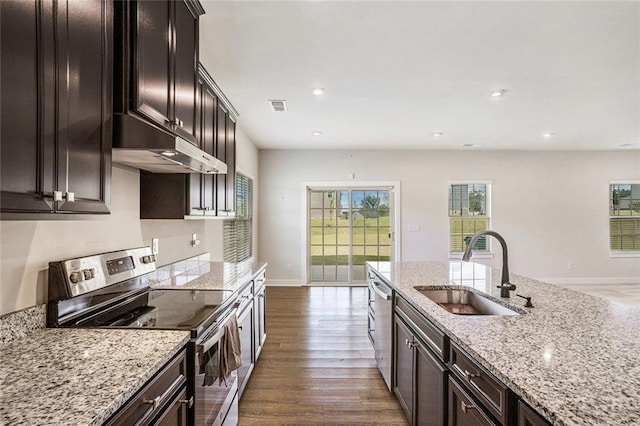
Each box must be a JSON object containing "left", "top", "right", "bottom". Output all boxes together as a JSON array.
[
  {"left": 0, "top": 0, "right": 55, "bottom": 213},
  {"left": 237, "top": 304, "right": 254, "bottom": 396},
  {"left": 200, "top": 81, "right": 217, "bottom": 214},
  {"left": 55, "top": 0, "right": 111, "bottom": 213},
  {"left": 215, "top": 103, "right": 229, "bottom": 214},
  {"left": 415, "top": 338, "right": 447, "bottom": 426},
  {"left": 225, "top": 116, "right": 236, "bottom": 212},
  {"left": 518, "top": 401, "right": 549, "bottom": 426},
  {"left": 133, "top": 0, "right": 171, "bottom": 127},
  {"left": 448, "top": 377, "right": 497, "bottom": 426},
  {"left": 394, "top": 317, "right": 414, "bottom": 422},
  {"left": 173, "top": 0, "right": 198, "bottom": 142},
  {"left": 254, "top": 283, "right": 266, "bottom": 359}
]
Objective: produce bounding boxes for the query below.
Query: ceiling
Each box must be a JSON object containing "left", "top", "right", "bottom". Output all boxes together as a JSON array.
[{"left": 198, "top": 1, "right": 640, "bottom": 151}]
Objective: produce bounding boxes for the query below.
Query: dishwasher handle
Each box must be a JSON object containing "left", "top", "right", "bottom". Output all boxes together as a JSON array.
[{"left": 371, "top": 281, "right": 392, "bottom": 300}]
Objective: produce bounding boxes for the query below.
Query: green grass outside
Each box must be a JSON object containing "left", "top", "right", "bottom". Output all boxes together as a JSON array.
[{"left": 309, "top": 216, "right": 391, "bottom": 265}]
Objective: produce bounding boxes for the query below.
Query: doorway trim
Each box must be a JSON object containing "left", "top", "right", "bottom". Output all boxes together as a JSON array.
[{"left": 301, "top": 181, "right": 401, "bottom": 285}]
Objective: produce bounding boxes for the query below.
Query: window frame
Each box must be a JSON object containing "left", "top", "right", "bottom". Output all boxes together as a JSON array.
[
  {"left": 448, "top": 180, "right": 493, "bottom": 259},
  {"left": 609, "top": 180, "right": 640, "bottom": 258}
]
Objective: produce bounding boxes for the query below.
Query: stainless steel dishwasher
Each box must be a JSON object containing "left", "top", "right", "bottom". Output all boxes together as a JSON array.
[{"left": 369, "top": 274, "right": 393, "bottom": 391}]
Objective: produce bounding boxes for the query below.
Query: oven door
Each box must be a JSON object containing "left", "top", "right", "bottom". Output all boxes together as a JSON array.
[{"left": 194, "top": 326, "right": 239, "bottom": 426}]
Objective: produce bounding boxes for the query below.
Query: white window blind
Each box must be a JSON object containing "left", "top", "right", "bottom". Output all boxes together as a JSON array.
[{"left": 223, "top": 173, "right": 253, "bottom": 262}]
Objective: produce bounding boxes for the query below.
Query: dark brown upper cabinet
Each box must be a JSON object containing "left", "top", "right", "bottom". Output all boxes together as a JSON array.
[
  {"left": 115, "top": 0, "right": 204, "bottom": 145},
  {"left": 139, "top": 66, "right": 238, "bottom": 219},
  {"left": 1, "top": 0, "right": 112, "bottom": 216}
]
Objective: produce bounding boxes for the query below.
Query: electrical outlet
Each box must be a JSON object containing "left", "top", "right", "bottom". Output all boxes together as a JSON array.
[
  {"left": 408, "top": 225, "right": 420, "bottom": 232},
  {"left": 287, "top": 263, "right": 293, "bottom": 271},
  {"left": 191, "top": 233, "right": 200, "bottom": 247},
  {"left": 152, "top": 238, "right": 159, "bottom": 255},
  {"left": 567, "top": 262, "right": 573, "bottom": 270},
  {"left": 629, "top": 264, "right": 634, "bottom": 271}
]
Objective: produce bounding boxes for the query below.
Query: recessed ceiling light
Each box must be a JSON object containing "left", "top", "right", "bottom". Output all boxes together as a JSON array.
[
  {"left": 311, "top": 87, "right": 326, "bottom": 96},
  {"left": 311, "top": 130, "right": 322, "bottom": 137},
  {"left": 490, "top": 89, "right": 507, "bottom": 97},
  {"left": 433, "top": 132, "right": 444, "bottom": 138},
  {"left": 462, "top": 143, "right": 480, "bottom": 147},
  {"left": 542, "top": 132, "right": 555, "bottom": 138}
]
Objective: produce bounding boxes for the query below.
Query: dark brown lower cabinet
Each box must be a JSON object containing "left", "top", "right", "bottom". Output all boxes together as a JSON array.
[
  {"left": 394, "top": 315, "right": 447, "bottom": 426},
  {"left": 449, "top": 376, "right": 497, "bottom": 426},
  {"left": 518, "top": 401, "right": 550, "bottom": 426},
  {"left": 253, "top": 278, "right": 267, "bottom": 360},
  {"left": 237, "top": 298, "right": 254, "bottom": 397},
  {"left": 154, "top": 388, "right": 189, "bottom": 426},
  {"left": 106, "top": 349, "right": 188, "bottom": 426}
]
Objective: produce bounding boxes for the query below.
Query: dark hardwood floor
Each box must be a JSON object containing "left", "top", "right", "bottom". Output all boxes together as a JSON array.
[{"left": 239, "top": 286, "right": 408, "bottom": 425}]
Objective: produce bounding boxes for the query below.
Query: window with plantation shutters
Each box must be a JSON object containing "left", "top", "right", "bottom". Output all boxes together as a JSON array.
[
  {"left": 449, "top": 183, "right": 491, "bottom": 255},
  {"left": 610, "top": 183, "right": 640, "bottom": 253},
  {"left": 223, "top": 173, "right": 253, "bottom": 262}
]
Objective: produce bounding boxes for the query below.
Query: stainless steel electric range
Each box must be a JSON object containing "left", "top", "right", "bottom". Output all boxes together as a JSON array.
[{"left": 47, "top": 246, "right": 244, "bottom": 426}]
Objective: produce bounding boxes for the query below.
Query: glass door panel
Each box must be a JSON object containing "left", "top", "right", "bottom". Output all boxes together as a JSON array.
[{"left": 308, "top": 188, "right": 392, "bottom": 284}]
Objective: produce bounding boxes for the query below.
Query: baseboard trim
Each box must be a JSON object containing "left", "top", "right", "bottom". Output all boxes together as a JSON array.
[
  {"left": 539, "top": 277, "right": 640, "bottom": 285},
  {"left": 266, "top": 279, "right": 305, "bottom": 287}
]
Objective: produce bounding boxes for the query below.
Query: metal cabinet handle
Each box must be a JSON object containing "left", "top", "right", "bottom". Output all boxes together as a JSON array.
[
  {"left": 464, "top": 369, "right": 480, "bottom": 382},
  {"left": 179, "top": 396, "right": 194, "bottom": 408},
  {"left": 175, "top": 117, "right": 184, "bottom": 127},
  {"left": 143, "top": 396, "right": 160, "bottom": 409},
  {"left": 405, "top": 339, "right": 417, "bottom": 348},
  {"left": 53, "top": 191, "right": 74, "bottom": 202},
  {"left": 461, "top": 401, "right": 476, "bottom": 414}
]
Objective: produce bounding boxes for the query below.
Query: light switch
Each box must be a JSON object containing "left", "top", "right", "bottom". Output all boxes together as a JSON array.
[{"left": 408, "top": 225, "right": 420, "bottom": 232}]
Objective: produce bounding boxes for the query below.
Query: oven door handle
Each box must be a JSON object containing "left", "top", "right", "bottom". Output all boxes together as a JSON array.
[{"left": 197, "top": 307, "right": 238, "bottom": 353}]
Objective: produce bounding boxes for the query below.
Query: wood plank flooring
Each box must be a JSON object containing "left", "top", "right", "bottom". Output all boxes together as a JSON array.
[{"left": 239, "top": 286, "right": 408, "bottom": 425}]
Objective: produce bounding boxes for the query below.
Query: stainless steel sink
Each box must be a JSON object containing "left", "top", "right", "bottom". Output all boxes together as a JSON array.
[{"left": 414, "top": 287, "right": 522, "bottom": 316}]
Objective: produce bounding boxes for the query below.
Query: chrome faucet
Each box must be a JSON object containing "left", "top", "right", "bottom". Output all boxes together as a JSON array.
[{"left": 462, "top": 230, "right": 516, "bottom": 298}]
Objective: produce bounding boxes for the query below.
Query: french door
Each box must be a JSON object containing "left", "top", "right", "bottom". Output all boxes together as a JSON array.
[{"left": 308, "top": 188, "right": 393, "bottom": 284}]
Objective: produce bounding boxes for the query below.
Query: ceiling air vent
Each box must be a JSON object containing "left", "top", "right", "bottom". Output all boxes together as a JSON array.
[{"left": 268, "top": 99, "right": 287, "bottom": 112}]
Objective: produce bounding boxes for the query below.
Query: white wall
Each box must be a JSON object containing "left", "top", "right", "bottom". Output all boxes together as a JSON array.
[
  {"left": 0, "top": 126, "right": 259, "bottom": 316},
  {"left": 258, "top": 149, "right": 640, "bottom": 285}
]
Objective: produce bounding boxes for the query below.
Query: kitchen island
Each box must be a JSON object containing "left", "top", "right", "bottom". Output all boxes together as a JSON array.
[{"left": 368, "top": 260, "right": 640, "bottom": 425}]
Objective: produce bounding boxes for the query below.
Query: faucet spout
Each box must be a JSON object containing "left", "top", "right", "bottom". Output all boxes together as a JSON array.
[{"left": 462, "top": 230, "right": 515, "bottom": 297}]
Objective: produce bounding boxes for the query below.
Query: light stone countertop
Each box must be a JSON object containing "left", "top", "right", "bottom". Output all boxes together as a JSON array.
[
  {"left": 0, "top": 328, "right": 190, "bottom": 426},
  {"left": 368, "top": 260, "right": 640, "bottom": 426},
  {"left": 149, "top": 259, "right": 268, "bottom": 291}
]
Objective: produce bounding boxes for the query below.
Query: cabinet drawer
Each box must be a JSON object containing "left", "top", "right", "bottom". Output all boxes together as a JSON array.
[
  {"left": 106, "top": 349, "right": 188, "bottom": 426},
  {"left": 395, "top": 295, "right": 447, "bottom": 361},
  {"left": 254, "top": 269, "right": 266, "bottom": 289},
  {"left": 449, "top": 376, "right": 498, "bottom": 426},
  {"left": 237, "top": 282, "right": 253, "bottom": 312},
  {"left": 450, "top": 343, "right": 508, "bottom": 425}
]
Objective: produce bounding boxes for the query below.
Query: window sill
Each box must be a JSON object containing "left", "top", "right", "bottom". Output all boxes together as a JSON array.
[
  {"left": 610, "top": 251, "right": 640, "bottom": 258},
  {"left": 449, "top": 252, "right": 494, "bottom": 260}
]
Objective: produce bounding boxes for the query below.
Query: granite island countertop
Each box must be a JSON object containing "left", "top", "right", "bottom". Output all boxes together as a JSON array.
[
  {"left": 0, "top": 328, "right": 190, "bottom": 425},
  {"left": 368, "top": 260, "right": 640, "bottom": 426}
]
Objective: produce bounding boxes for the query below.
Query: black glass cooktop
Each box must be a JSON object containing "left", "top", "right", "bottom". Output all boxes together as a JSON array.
[{"left": 70, "top": 288, "right": 235, "bottom": 335}]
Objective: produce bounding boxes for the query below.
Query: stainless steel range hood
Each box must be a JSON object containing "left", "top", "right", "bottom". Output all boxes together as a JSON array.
[{"left": 112, "top": 114, "right": 227, "bottom": 174}]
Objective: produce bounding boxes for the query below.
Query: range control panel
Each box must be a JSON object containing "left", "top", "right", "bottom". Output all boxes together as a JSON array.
[
  {"left": 55, "top": 247, "right": 157, "bottom": 298},
  {"left": 106, "top": 256, "right": 135, "bottom": 275}
]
